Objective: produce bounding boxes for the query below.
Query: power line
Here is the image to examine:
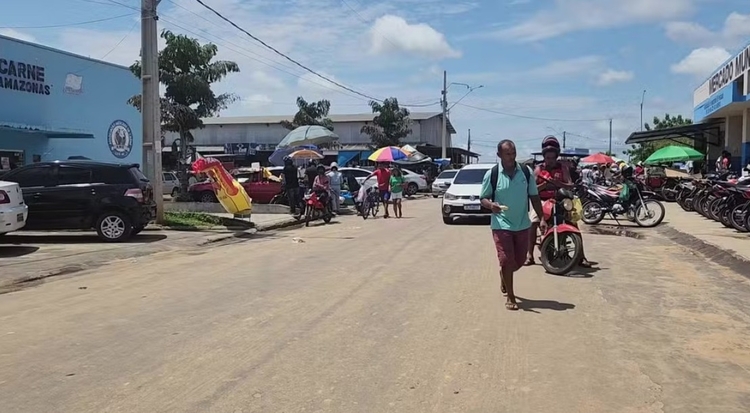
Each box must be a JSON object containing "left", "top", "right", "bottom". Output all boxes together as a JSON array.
[
  {"left": 72, "top": 20, "right": 139, "bottom": 74},
  {"left": 0, "top": 13, "right": 135, "bottom": 29},
  {"left": 339, "top": 0, "right": 401, "bottom": 50},
  {"left": 193, "top": 0, "right": 384, "bottom": 102},
  {"left": 455, "top": 102, "right": 613, "bottom": 122}
]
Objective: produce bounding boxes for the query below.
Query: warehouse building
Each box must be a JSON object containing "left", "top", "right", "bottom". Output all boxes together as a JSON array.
[{"left": 0, "top": 34, "right": 141, "bottom": 170}]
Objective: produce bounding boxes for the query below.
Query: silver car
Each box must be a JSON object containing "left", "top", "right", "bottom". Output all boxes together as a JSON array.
[{"left": 431, "top": 169, "right": 457, "bottom": 198}]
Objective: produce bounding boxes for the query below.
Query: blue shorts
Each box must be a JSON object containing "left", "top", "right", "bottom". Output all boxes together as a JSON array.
[{"left": 379, "top": 190, "right": 390, "bottom": 201}]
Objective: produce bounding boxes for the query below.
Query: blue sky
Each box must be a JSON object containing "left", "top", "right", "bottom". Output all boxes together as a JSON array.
[{"left": 2, "top": 0, "right": 750, "bottom": 159}]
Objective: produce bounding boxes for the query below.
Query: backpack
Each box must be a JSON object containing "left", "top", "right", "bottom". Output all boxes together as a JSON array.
[{"left": 488, "top": 163, "right": 533, "bottom": 210}]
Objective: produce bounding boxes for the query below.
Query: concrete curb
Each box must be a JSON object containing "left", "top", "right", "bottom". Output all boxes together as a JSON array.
[
  {"left": 657, "top": 224, "right": 750, "bottom": 278},
  {"left": 197, "top": 218, "right": 304, "bottom": 245}
]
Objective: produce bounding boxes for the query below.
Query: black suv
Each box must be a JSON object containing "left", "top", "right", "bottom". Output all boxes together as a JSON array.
[{"left": 1, "top": 160, "right": 156, "bottom": 242}]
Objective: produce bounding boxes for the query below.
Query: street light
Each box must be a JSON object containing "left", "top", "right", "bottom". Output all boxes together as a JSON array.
[
  {"left": 449, "top": 84, "right": 483, "bottom": 111},
  {"left": 640, "top": 90, "right": 646, "bottom": 131}
]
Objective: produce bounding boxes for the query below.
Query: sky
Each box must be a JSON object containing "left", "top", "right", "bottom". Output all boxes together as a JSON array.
[{"left": 2, "top": 0, "right": 750, "bottom": 160}]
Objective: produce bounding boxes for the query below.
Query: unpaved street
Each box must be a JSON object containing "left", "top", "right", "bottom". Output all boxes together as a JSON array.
[{"left": 1, "top": 200, "right": 750, "bottom": 412}]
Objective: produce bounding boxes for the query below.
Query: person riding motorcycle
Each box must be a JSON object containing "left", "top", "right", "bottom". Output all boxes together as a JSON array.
[
  {"left": 527, "top": 136, "right": 592, "bottom": 268},
  {"left": 312, "top": 165, "right": 332, "bottom": 209}
]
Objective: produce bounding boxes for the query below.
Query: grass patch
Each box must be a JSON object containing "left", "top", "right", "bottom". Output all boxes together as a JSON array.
[{"left": 164, "top": 211, "right": 231, "bottom": 229}]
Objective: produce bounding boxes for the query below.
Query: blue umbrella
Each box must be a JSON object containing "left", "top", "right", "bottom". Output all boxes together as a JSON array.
[{"left": 278, "top": 125, "right": 338, "bottom": 148}]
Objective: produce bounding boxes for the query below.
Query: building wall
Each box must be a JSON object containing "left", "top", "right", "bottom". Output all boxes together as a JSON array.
[
  {"left": 0, "top": 35, "right": 141, "bottom": 165},
  {"left": 164, "top": 117, "right": 451, "bottom": 147}
]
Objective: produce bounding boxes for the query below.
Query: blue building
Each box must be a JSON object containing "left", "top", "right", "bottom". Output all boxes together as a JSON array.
[
  {"left": 627, "top": 41, "right": 750, "bottom": 170},
  {"left": 0, "top": 34, "right": 141, "bottom": 170}
]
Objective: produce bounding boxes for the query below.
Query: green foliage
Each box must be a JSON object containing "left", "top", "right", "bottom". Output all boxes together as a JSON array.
[
  {"left": 281, "top": 97, "right": 334, "bottom": 131},
  {"left": 623, "top": 114, "right": 693, "bottom": 163},
  {"left": 127, "top": 30, "right": 240, "bottom": 139},
  {"left": 361, "top": 98, "right": 412, "bottom": 148}
]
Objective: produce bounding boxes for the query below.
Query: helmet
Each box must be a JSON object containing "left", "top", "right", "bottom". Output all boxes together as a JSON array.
[
  {"left": 541, "top": 135, "right": 560, "bottom": 155},
  {"left": 621, "top": 165, "right": 634, "bottom": 178},
  {"left": 283, "top": 155, "right": 292, "bottom": 163}
]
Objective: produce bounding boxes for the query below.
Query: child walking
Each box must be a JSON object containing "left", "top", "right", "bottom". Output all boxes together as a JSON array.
[{"left": 389, "top": 167, "right": 406, "bottom": 218}]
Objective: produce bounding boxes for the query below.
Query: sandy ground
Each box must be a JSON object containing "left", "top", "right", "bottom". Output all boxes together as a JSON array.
[{"left": 1, "top": 199, "right": 750, "bottom": 412}]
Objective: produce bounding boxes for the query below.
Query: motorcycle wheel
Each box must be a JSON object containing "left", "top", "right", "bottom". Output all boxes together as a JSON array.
[
  {"left": 719, "top": 206, "right": 733, "bottom": 228},
  {"left": 361, "top": 198, "right": 370, "bottom": 220},
  {"left": 634, "top": 200, "right": 666, "bottom": 227},
  {"left": 692, "top": 195, "right": 704, "bottom": 215},
  {"left": 323, "top": 206, "right": 333, "bottom": 224},
  {"left": 540, "top": 232, "right": 584, "bottom": 276},
  {"left": 371, "top": 200, "right": 380, "bottom": 217},
  {"left": 304, "top": 206, "right": 313, "bottom": 227},
  {"left": 708, "top": 198, "right": 723, "bottom": 221},
  {"left": 730, "top": 204, "right": 747, "bottom": 232},
  {"left": 581, "top": 201, "right": 605, "bottom": 225}
]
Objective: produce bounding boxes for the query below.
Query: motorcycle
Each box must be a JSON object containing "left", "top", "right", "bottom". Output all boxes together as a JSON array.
[
  {"left": 581, "top": 178, "right": 666, "bottom": 227},
  {"left": 539, "top": 187, "right": 584, "bottom": 275},
  {"left": 304, "top": 189, "right": 333, "bottom": 227}
]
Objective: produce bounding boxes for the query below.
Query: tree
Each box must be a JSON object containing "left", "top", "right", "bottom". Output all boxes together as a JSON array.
[
  {"left": 623, "top": 113, "right": 693, "bottom": 163},
  {"left": 280, "top": 97, "right": 334, "bottom": 131},
  {"left": 128, "top": 30, "right": 240, "bottom": 193},
  {"left": 361, "top": 98, "right": 412, "bottom": 148}
]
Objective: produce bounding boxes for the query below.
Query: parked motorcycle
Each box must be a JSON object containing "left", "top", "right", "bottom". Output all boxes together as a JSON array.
[
  {"left": 581, "top": 178, "right": 666, "bottom": 227},
  {"left": 304, "top": 190, "right": 333, "bottom": 227},
  {"left": 539, "top": 188, "right": 584, "bottom": 275}
]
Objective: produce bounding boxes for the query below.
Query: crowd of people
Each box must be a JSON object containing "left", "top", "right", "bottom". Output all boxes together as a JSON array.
[{"left": 279, "top": 156, "right": 409, "bottom": 219}]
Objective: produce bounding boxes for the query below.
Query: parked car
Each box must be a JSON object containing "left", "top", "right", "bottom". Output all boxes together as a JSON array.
[
  {"left": 441, "top": 164, "right": 493, "bottom": 224},
  {"left": 188, "top": 167, "right": 283, "bottom": 204},
  {"left": 431, "top": 169, "right": 457, "bottom": 197},
  {"left": 0, "top": 180, "right": 29, "bottom": 236},
  {"left": 340, "top": 167, "right": 427, "bottom": 195},
  {"left": 163, "top": 171, "right": 179, "bottom": 197},
  {"left": 0, "top": 161, "right": 156, "bottom": 241}
]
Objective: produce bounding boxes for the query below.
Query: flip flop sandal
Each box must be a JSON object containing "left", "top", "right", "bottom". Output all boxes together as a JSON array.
[{"left": 505, "top": 302, "right": 519, "bottom": 311}]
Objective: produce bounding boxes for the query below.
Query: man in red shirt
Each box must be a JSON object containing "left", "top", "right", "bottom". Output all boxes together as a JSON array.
[{"left": 367, "top": 163, "right": 392, "bottom": 218}]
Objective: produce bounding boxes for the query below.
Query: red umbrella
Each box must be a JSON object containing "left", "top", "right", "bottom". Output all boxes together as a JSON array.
[{"left": 581, "top": 153, "right": 615, "bottom": 164}]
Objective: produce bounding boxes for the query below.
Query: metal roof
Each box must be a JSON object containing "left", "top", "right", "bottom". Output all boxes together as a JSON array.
[
  {"left": 201, "top": 112, "right": 457, "bottom": 133},
  {"left": 625, "top": 121, "right": 723, "bottom": 146}
]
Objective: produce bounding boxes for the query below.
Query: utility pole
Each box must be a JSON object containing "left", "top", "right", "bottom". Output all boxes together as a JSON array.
[
  {"left": 640, "top": 89, "right": 646, "bottom": 131},
  {"left": 562, "top": 131, "right": 566, "bottom": 149},
  {"left": 141, "top": 0, "right": 164, "bottom": 223},
  {"left": 441, "top": 70, "right": 448, "bottom": 159},
  {"left": 467, "top": 129, "right": 471, "bottom": 164},
  {"left": 608, "top": 119, "right": 613, "bottom": 154}
]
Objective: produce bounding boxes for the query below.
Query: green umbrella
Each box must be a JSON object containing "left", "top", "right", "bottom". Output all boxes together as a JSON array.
[{"left": 644, "top": 145, "right": 704, "bottom": 165}]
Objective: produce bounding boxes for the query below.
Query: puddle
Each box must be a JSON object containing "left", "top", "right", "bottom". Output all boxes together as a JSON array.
[{"left": 585, "top": 225, "right": 644, "bottom": 239}]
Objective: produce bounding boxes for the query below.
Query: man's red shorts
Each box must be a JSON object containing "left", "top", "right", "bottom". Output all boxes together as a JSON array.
[{"left": 492, "top": 229, "right": 531, "bottom": 273}]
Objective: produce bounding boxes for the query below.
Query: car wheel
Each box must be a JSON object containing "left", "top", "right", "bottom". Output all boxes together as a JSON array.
[
  {"left": 96, "top": 211, "right": 133, "bottom": 242},
  {"left": 443, "top": 216, "right": 453, "bottom": 225},
  {"left": 200, "top": 191, "right": 217, "bottom": 203},
  {"left": 432, "top": 194, "right": 439, "bottom": 198},
  {"left": 171, "top": 187, "right": 179, "bottom": 198},
  {"left": 406, "top": 183, "right": 419, "bottom": 196}
]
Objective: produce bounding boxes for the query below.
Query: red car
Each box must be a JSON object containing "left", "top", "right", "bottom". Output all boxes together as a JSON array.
[{"left": 188, "top": 168, "right": 282, "bottom": 204}]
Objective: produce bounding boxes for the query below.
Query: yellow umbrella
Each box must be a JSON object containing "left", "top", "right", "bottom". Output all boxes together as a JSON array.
[{"left": 289, "top": 149, "right": 324, "bottom": 160}]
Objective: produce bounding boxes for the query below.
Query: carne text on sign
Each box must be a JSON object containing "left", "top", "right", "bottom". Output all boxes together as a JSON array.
[{"left": 0, "top": 58, "right": 51, "bottom": 95}]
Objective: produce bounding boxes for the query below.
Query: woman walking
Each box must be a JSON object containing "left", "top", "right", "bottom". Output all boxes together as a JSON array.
[
  {"left": 389, "top": 167, "right": 406, "bottom": 218},
  {"left": 327, "top": 162, "right": 343, "bottom": 213}
]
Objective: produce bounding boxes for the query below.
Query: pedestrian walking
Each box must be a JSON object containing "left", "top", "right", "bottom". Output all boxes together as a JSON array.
[
  {"left": 480, "top": 140, "right": 546, "bottom": 311},
  {"left": 365, "top": 163, "right": 392, "bottom": 218},
  {"left": 282, "top": 156, "right": 301, "bottom": 216},
  {"left": 389, "top": 167, "right": 406, "bottom": 218},
  {"left": 327, "top": 162, "right": 343, "bottom": 213}
]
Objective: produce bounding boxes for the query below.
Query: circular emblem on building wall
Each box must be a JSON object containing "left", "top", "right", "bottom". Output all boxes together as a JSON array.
[{"left": 107, "top": 120, "right": 133, "bottom": 159}]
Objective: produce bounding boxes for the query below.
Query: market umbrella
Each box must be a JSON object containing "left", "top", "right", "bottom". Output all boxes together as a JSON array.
[
  {"left": 278, "top": 125, "right": 339, "bottom": 148},
  {"left": 645, "top": 145, "right": 703, "bottom": 165},
  {"left": 581, "top": 153, "right": 615, "bottom": 164},
  {"left": 288, "top": 148, "right": 324, "bottom": 161},
  {"left": 268, "top": 144, "right": 319, "bottom": 166},
  {"left": 368, "top": 146, "right": 409, "bottom": 162},
  {"left": 399, "top": 144, "right": 430, "bottom": 162}
]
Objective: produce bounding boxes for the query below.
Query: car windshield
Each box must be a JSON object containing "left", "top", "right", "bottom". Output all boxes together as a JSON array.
[
  {"left": 437, "top": 170, "right": 457, "bottom": 179},
  {"left": 452, "top": 168, "right": 489, "bottom": 184}
]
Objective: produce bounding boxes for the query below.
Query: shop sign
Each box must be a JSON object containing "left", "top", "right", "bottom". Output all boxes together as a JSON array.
[
  {"left": 0, "top": 58, "right": 51, "bottom": 95},
  {"left": 108, "top": 120, "right": 133, "bottom": 159},
  {"left": 709, "top": 45, "right": 750, "bottom": 95}
]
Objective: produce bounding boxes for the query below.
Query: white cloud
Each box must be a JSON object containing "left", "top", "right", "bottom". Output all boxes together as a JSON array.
[
  {"left": 486, "top": 0, "right": 696, "bottom": 42},
  {"left": 665, "top": 12, "right": 750, "bottom": 49},
  {"left": 0, "top": 28, "right": 36, "bottom": 43},
  {"left": 597, "top": 69, "right": 634, "bottom": 86},
  {"left": 369, "top": 15, "right": 461, "bottom": 59},
  {"left": 670, "top": 47, "right": 731, "bottom": 77}
]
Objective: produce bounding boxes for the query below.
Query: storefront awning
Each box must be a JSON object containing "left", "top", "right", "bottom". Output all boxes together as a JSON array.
[
  {"left": 0, "top": 123, "right": 94, "bottom": 139},
  {"left": 337, "top": 150, "right": 360, "bottom": 166},
  {"left": 625, "top": 121, "right": 722, "bottom": 146}
]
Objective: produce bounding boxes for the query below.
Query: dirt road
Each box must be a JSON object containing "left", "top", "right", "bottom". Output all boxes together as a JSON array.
[{"left": 1, "top": 200, "right": 749, "bottom": 412}]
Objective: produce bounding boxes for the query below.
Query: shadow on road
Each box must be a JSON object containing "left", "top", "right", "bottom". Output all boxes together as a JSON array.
[
  {"left": 0, "top": 246, "right": 40, "bottom": 258},
  {"left": 0, "top": 234, "right": 168, "bottom": 244},
  {"left": 516, "top": 296, "right": 575, "bottom": 313}
]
